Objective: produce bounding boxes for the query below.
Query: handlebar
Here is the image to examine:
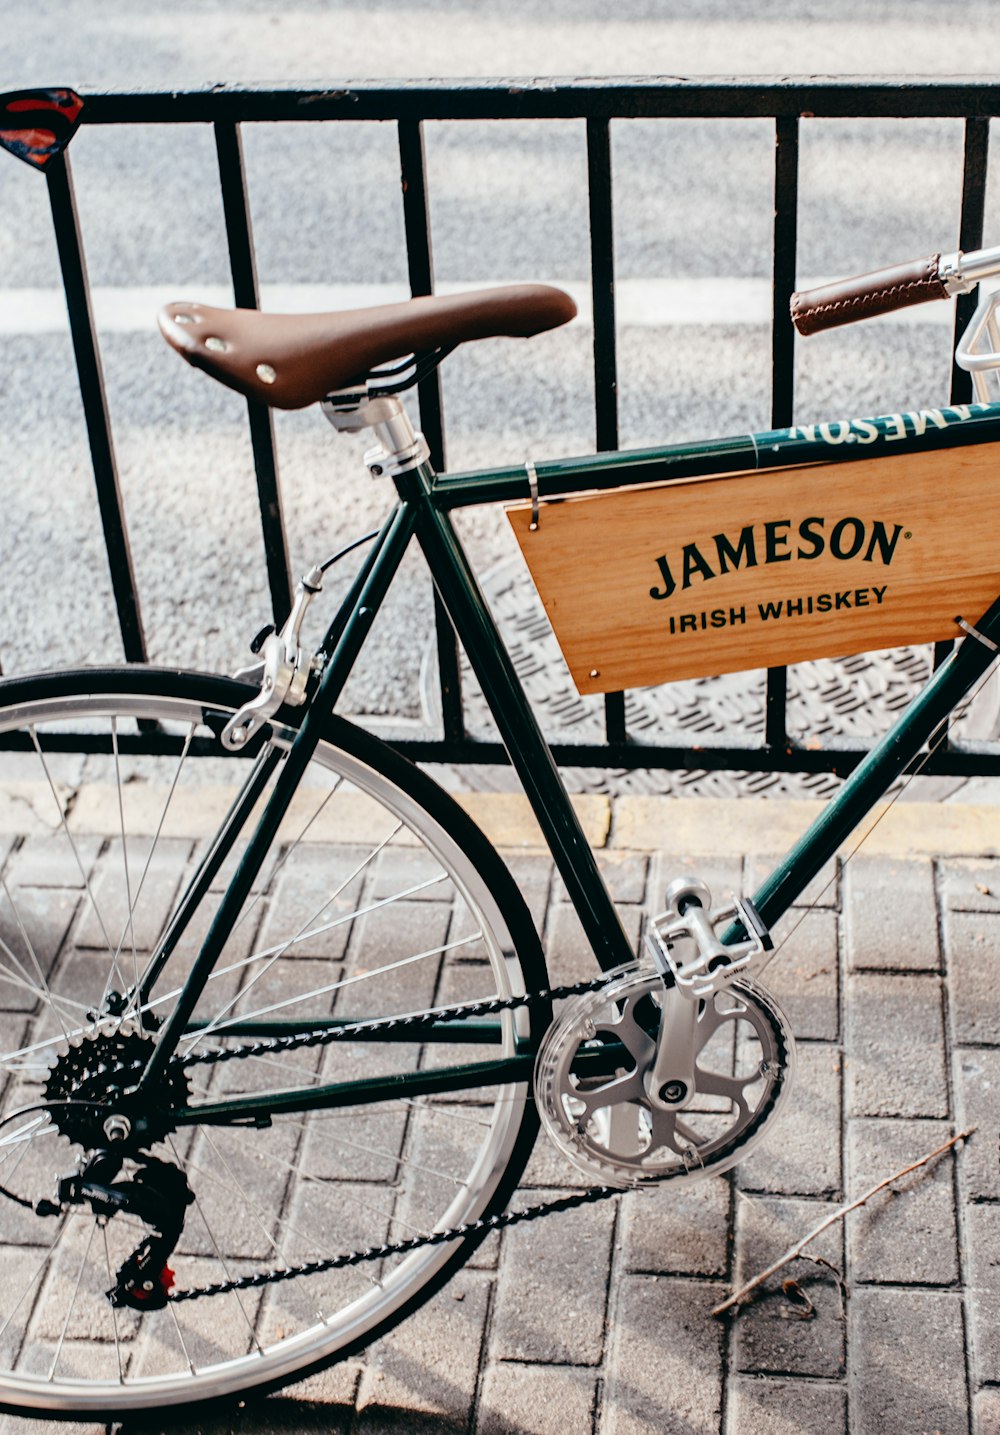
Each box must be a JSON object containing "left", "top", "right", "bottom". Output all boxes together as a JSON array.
[{"left": 790, "top": 243, "right": 1000, "bottom": 335}]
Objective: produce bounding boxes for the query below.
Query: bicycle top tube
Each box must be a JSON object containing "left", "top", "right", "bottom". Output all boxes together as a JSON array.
[{"left": 433, "top": 399, "right": 1000, "bottom": 510}]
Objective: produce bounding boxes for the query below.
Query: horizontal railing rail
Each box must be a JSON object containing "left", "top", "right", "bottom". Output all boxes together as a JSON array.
[{"left": 4, "top": 77, "right": 1000, "bottom": 777}]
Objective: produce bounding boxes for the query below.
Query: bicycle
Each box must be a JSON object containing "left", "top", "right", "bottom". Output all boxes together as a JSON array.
[{"left": 2, "top": 222, "right": 1000, "bottom": 1418}]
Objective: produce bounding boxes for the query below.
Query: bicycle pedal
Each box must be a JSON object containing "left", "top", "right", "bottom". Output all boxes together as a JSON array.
[{"left": 646, "top": 877, "right": 772, "bottom": 1000}]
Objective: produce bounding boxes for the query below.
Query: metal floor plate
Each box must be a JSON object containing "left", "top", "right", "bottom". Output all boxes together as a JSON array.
[{"left": 422, "top": 558, "right": 1000, "bottom": 800}]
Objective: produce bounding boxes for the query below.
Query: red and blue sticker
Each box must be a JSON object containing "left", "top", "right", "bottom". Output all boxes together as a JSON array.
[{"left": 0, "top": 88, "right": 84, "bottom": 169}]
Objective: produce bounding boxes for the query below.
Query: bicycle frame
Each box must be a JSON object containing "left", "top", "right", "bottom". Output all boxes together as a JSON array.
[{"left": 138, "top": 396, "right": 1000, "bottom": 1127}]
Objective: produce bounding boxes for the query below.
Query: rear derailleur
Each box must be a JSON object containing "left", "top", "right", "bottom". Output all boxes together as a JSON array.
[{"left": 36, "top": 1150, "right": 193, "bottom": 1310}]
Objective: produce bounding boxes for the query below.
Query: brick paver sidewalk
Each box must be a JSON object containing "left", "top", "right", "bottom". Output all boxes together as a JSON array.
[{"left": 0, "top": 793, "right": 998, "bottom": 1435}]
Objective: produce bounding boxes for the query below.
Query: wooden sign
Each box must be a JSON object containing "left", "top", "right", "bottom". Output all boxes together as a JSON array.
[{"left": 507, "top": 442, "right": 1000, "bottom": 693}]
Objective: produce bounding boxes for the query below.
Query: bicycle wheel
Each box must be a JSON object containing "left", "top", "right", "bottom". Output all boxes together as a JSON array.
[{"left": 0, "top": 668, "right": 548, "bottom": 1418}]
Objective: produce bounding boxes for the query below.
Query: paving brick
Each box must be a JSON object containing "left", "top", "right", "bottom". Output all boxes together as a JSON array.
[
  {"left": 850, "top": 1287, "right": 967, "bottom": 1435},
  {"left": 604, "top": 1275, "right": 724, "bottom": 1435},
  {"left": 975, "top": 1386, "right": 1000, "bottom": 1435},
  {"left": 954, "top": 1049, "right": 1000, "bottom": 1200},
  {"left": 845, "top": 973, "right": 948, "bottom": 1118},
  {"left": 946, "top": 910, "right": 1000, "bottom": 1045},
  {"left": 725, "top": 1375, "right": 847, "bottom": 1434},
  {"left": 845, "top": 856, "right": 939, "bottom": 970},
  {"left": 745, "top": 853, "right": 840, "bottom": 909},
  {"left": 552, "top": 848, "right": 648, "bottom": 905},
  {"left": 620, "top": 1178, "right": 730, "bottom": 1277},
  {"left": 0, "top": 885, "right": 79, "bottom": 1012},
  {"left": 544, "top": 901, "right": 641, "bottom": 984},
  {"left": 846, "top": 1119, "right": 958, "bottom": 1285},
  {"left": 941, "top": 858, "right": 1000, "bottom": 913},
  {"left": 284, "top": 1359, "right": 362, "bottom": 1410},
  {"left": 502, "top": 851, "right": 553, "bottom": 932},
  {"left": 370, "top": 843, "right": 462, "bottom": 902},
  {"left": 478, "top": 1362, "right": 596, "bottom": 1435},
  {"left": 737, "top": 1042, "right": 842, "bottom": 1198},
  {"left": 3, "top": 832, "right": 100, "bottom": 888},
  {"left": 0, "top": 780, "right": 71, "bottom": 835},
  {"left": 521, "top": 1124, "right": 593, "bottom": 1188},
  {"left": 491, "top": 1189, "right": 615, "bottom": 1365},
  {"left": 754, "top": 908, "right": 839, "bottom": 1040},
  {"left": 649, "top": 853, "right": 744, "bottom": 919},
  {"left": 965, "top": 1203, "right": 1000, "bottom": 1385},
  {"left": 336, "top": 898, "right": 449, "bottom": 1019},
  {"left": 73, "top": 835, "right": 191, "bottom": 951},
  {"left": 356, "top": 1269, "right": 489, "bottom": 1430},
  {"left": 731, "top": 1195, "right": 845, "bottom": 1378},
  {"left": 256, "top": 843, "right": 381, "bottom": 961}
]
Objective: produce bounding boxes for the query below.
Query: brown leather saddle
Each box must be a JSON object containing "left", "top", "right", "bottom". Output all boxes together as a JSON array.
[{"left": 158, "top": 284, "right": 576, "bottom": 410}]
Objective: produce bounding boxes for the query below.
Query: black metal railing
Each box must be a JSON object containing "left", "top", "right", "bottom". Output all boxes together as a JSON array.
[{"left": 7, "top": 78, "right": 1000, "bottom": 777}]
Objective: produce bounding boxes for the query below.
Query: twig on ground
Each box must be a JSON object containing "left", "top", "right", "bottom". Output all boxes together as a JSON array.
[{"left": 712, "top": 1127, "right": 975, "bottom": 1317}]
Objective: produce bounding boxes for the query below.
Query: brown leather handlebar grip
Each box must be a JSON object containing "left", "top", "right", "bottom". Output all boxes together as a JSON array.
[{"left": 790, "top": 255, "right": 948, "bottom": 335}]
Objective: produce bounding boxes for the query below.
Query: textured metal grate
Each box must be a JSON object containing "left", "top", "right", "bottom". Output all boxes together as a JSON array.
[{"left": 423, "top": 559, "right": 1000, "bottom": 798}]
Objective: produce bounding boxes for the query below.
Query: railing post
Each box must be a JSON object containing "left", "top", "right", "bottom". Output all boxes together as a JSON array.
[
  {"left": 45, "top": 151, "right": 148, "bottom": 663},
  {"left": 586, "top": 116, "right": 627, "bottom": 747},
  {"left": 765, "top": 114, "right": 800, "bottom": 752},
  {"left": 214, "top": 121, "right": 293, "bottom": 627},
  {"left": 398, "top": 117, "right": 466, "bottom": 745}
]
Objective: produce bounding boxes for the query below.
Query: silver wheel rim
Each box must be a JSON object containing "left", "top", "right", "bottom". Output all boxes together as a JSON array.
[{"left": 0, "top": 682, "right": 533, "bottom": 1413}]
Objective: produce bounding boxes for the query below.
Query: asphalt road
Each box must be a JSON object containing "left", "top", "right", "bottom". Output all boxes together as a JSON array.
[{"left": 2, "top": 3, "right": 1000, "bottom": 770}]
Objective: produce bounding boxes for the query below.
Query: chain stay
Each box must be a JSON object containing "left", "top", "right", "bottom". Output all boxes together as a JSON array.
[
  {"left": 110, "top": 971, "right": 638, "bottom": 1302},
  {"left": 178, "top": 973, "right": 620, "bottom": 1070}
]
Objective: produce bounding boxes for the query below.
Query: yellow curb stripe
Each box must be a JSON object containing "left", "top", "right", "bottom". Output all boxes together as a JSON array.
[{"left": 2, "top": 781, "right": 997, "bottom": 861}]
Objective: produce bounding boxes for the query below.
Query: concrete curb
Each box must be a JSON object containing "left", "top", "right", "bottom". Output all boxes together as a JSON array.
[{"left": 8, "top": 780, "right": 999, "bottom": 859}]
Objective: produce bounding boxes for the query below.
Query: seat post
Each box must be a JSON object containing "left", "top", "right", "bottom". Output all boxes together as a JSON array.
[{"left": 321, "top": 392, "right": 432, "bottom": 479}]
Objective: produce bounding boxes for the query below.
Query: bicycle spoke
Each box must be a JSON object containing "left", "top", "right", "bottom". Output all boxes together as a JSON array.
[
  {"left": 28, "top": 726, "right": 117, "bottom": 966},
  {"left": 0, "top": 1214, "right": 69, "bottom": 1344},
  {"left": 109, "top": 719, "right": 141, "bottom": 1007},
  {"left": 226, "top": 774, "right": 345, "bottom": 943},
  {"left": 48, "top": 1217, "right": 98, "bottom": 1381},
  {"left": 185, "top": 820, "right": 404, "bottom": 1051},
  {"left": 0, "top": 877, "right": 72, "bottom": 1041},
  {"left": 185, "top": 931, "right": 482, "bottom": 1041},
  {"left": 165, "top": 1136, "right": 264, "bottom": 1356},
  {"left": 119, "top": 722, "right": 196, "bottom": 992}
]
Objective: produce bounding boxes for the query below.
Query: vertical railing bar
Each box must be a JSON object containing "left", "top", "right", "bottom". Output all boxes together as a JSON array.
[
  {"left": 932, "top": 116, "right": 992, "bottom": 706},
  {"left": 214, "top": 121, "right": 293, "bottom": 627},
  {"left": 397, "top": 117, "right": 465, "bottom": 745},
  {"left": 950, "top": 117, "right": 990, "bottom": 404},
  {"left": 766, "top": 114, "right": 800, "bottom": 751},
  {"left": 45, "top": 151, "right": 148, "bottom": 663},
  {"left": 586, "top": 115, "right": 627, "bottom": 746}
]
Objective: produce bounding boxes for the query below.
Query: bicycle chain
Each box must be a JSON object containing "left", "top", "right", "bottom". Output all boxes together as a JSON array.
[{"left": 111, "top": 971, "right": 636, "bottom": 1303}]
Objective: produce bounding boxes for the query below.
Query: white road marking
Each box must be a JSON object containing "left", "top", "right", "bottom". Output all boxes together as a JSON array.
[{"left": 0, "top": 278, "right": 955, "bottom": 336}]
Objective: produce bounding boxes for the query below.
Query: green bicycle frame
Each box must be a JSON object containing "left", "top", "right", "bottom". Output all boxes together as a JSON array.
[{"left": 144, "top": 398, "right": 1000, "bottom": 1128}]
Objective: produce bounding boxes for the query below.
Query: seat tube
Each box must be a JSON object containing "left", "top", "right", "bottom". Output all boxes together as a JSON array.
[{"left": 405, "top": 467, "right": 635, "bottom": 973}]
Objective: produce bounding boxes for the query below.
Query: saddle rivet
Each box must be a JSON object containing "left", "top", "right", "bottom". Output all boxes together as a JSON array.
[
  {"left": 204, "top": 336, "right": 227, "bottom": 352},
  {"left": 256, "top": 363, "right": 277, "bottom": 384},
  {"left": 174, "top": 313, "right": 196, "bottom": 325}
]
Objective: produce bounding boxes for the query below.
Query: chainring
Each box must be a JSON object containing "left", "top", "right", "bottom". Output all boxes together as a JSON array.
[{"left": 534, "top": 966, "right": 795, "bottom": 1187}]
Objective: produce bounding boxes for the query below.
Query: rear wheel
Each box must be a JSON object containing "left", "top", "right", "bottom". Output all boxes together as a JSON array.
[{"left": 0, "top": 668, "right": 547, "bottom": 1418}]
